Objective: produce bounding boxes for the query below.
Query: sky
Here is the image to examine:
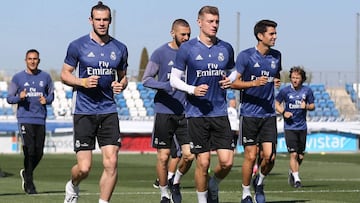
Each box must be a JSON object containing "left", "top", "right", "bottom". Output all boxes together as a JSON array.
[{"left": 1, "top": 0, "right": 360, "bottom": 84}]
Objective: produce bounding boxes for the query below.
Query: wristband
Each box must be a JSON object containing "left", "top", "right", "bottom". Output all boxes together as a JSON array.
[{"left": 81, "top": 78, "right": 86, "bottom": 87}]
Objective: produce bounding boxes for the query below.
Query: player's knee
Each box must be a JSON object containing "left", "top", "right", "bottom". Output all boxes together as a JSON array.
[
  {"left": 220, "top": 161, "right": 233, "bottom": 170},
  {"left": 262, "top": 153, "right": 276, "bottom": 165},
  {"left": 78, "top": 165, "right": 91, "bottom": 177},
  {"left": 183, "top": 152, "right": 195, "bottom": 162},
  {"left": 196, "top": 157, "right": 210, "bottom": 170},
  {"left": 157, "top": 151, "right": 170, "bottom": 163},
  {"left": 104, "top": 156, "right": 118, "bottom": 169},
  {"left": 245, "top": 152, "right": 257, "bottom": 163}
]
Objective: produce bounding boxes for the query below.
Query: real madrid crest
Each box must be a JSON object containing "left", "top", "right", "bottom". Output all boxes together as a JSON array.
[
  {"left": 218, "top": 53, "right": 224, "bottom": 62},
  {"left": 271, "top": 61, "right": 276, "bottom": 69},
  {"left": 110, "top": 51, "right": 116, "bottom": 60}
]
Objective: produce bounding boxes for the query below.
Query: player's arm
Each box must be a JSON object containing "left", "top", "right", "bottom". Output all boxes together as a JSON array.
[
  {"left": 303, "top": 101, "right": 315, "bottom": 111},
  {"left": 44, "top": 76, "right": 55, "bottom": 104},
  {"left": 60, "top": 63, "right": 84, "bottom": 87},
  {"left": 170, "top": 68, "right": 208, "bottom": 96},
  {"left": 230, "top": 72, "right": 264, "bottom": 90},
  {"left": 142, "top": 61, "right": 171, "bottom": 91},
  {"left": 170, "top": 67, "right": 195, "bottom": 94},
  {"left": 6, "top": 80, "right": 24, "bottom": 104}
]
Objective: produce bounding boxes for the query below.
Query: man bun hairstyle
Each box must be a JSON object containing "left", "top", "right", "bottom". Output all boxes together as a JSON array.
[{"left": 91, "top": 1, "right": 112, "bottom": 20}]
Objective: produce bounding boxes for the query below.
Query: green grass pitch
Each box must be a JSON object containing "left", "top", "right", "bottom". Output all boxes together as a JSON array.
[{"left": 0, "top": 153, "right": 359, "bottom": 202}]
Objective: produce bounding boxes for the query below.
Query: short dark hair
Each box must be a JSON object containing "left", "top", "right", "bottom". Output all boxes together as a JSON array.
[
  {"left": 289, "top": 66, "right": 307, "bottom": 82},
  {"left": 26, "top": 49, "right": 39, "bottom": 57},
  {"left": 171, "top": 19, "right": 190, "bottom": 30},
  {"left": 91, "top": 1, "right": 111, "bottom": 19},
  {"left": 198, "top": 6, "right": 219, "bottom": 19},
  {"left": 254, "top": 19, "right": 277, "bottom": 41}
]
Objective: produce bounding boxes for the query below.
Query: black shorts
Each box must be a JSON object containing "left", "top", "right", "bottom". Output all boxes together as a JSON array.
[
  {"left": 152, "top": 113, "right": 190, "bottom": 150},
  {"left": 240, "top": 116, "right": 277, "bottom": 146},
  {"left": 73, "top": 113, "right": 121, "bottom": 152},
  {"left": 284, "top": 129, "right": 307, "bottom": 154},
  {"left": 170, "top": 135, "right": 182, "bottom": 158},
  {"left": 19, "top": 123, "right": 46, "bottom": 155},
  {"left": 188, "top": 116, "right": 235, "bottom": 154}
]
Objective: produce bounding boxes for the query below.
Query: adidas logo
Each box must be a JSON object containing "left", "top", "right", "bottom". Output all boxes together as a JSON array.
[
  {"left": 87, "top": 52, "right": 95, "bottom": 57},
  {"left": 195, "top": 55, "right": 203, "bottom": 60},
  {"left": 168, "top": 60, "right": 174, "bottom": 66},
  {"left": 253, "top": 62, "right": 260, "bottom": 68},
  {"left": 24, "top": 82, "right": 30, "bottom": 87}
]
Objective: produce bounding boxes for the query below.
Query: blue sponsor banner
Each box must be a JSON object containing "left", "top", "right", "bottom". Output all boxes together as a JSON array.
[{"left": 236, "top": 132, "right": 358, "bottom": 153}]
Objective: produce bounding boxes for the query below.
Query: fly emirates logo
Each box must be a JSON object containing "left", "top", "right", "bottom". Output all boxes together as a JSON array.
[
  {"left": 196, "top": 63, "right": 225, "bottom": 77},
  {"left": 289, "top": 100, "right": 303, "bottom": 109},
  {"left": 86, "top": 61, "right": 116, "bottom": 76},
  {"left": 26, "top": 87, "right": 43, "bottom": 97}
]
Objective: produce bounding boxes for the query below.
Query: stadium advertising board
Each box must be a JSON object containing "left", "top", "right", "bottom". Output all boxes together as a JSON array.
[{"left": 236, "top": 132, "right": 358, "bottom": 153}]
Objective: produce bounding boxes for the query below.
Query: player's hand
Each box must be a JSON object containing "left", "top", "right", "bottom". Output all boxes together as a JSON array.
[
  {"left": 301, "top": 100, "right": 306, "bottom": 109},
  {"left": 219, "top": 76, "right": 231, "bottom": 89},
  {"left": 82, "top": 75, "right": 100, "bottom": 88},
  {"left": 274, "top": 78, "right": 281, "bottom": 88},
  {"left": 19, "top": 88, "right": 27, "bottom": 100},
  {"left": 283, "top": 111, "right": 293, "bottom": 118},
  {"left": 112, "top": 81, "right": 126, "bottom": 94},
  {"left": 194, "top": 84, "right": 209, "bottom": 96},
  {"left": 39, "top": 96, "right": 46, "bottom": 105},
  {"left": 255, "top": 76, "right": 268, "bottom": 86}
]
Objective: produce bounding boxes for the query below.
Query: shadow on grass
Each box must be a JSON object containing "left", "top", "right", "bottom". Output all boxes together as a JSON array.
[
  {"left": 0, "top": 171, "right": 14, "bottom": 178},
  {"left": 267, "top": 201, "right": 310, "bottom": 203},
  {"left": 220, "top": 201, "right": 309, "bottom": 203},
  {"left": 0, "top": 190, "right": 65, "bottom": 196}
]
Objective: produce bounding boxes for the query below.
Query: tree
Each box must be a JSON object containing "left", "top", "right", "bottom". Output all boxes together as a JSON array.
[
  {"left": 48, "top": 68, "right": 61, "bottom": 81},
  {"left": 137, "top": 47, "right": 149, "bottom": 82}
]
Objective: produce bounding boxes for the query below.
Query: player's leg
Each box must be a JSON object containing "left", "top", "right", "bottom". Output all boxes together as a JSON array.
[
  {"left": 19, "top": 123, "right": 38, "bottom": 194},
  {"left": 252, "top": 117, "right": 277, "bottom": 203},
  {"left": 96, "top": 113, "right": 122, "bottom": 202},
  {"left": 240, "top": 117, "right": 258, "bottom": 202},
  {"left": 99, "top": 145, "right": 119, "bottom": 201},
  {"left": 207, "top": 116, "right": 234, "bottom": 203},
  {"left": 188, "top": 117, "right": 211, "bottom": 203},
  {"left": 153, "top": 114, "right": 176, "bottom": 202},
  {"left": 33, "top": 124, "right": 46, "bottom": 170},
  {"left": 173, "top": 115, "right": 194, "bottom": 185},
  {"left": 64, "top": 114, "right": 98, "bottom": 203}
]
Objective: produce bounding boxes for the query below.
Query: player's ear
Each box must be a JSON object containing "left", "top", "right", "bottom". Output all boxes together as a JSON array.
[{"left": 171, "top": 30, "right": 175, "bottom": 39}]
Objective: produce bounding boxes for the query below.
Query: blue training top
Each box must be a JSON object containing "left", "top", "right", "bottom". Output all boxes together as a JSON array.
[
  {"left": 7, "top": 70, "right": 54, "bottom": 125},
  {"left": 276, "top": 85, "right": 315, "bottom": 130},
  {"left": 174, "top": 37, "right": 235, "bottom": 117},
  {"left": 236, "top": 47, "right": 282, "bottom": 117},
  {"left": 64, "top": 34, "right": 128, "bottom": 115},
  {"left": 142, "top": 43, "right": 186, "bottom": 115}
]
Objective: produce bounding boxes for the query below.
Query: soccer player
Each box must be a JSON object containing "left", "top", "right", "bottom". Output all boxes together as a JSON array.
[
  {"left": 227, "top": 98, "right": 239, "bottom": 149},
  {"left": 170, "top": 6, "right": 235, "bottom": 203},
  {"left": 60, "top": 2, "right": 128, "bottom": 203},
  {"left": 275, "top": 66, "right": 315, "bottom": 188},
  {"left": 7, "top": 49, "right": 54, "bottom": 194},
  {"left": 231, "top": 19, "right": 282, "bottom": 203},
  {"left": 142, "top": 19, "right": 194, "bottom": 203}
]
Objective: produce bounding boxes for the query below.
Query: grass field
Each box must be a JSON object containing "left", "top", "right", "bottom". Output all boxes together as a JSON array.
[{"left": 0, "top": 153, "right": 359, "bottom": 203}]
